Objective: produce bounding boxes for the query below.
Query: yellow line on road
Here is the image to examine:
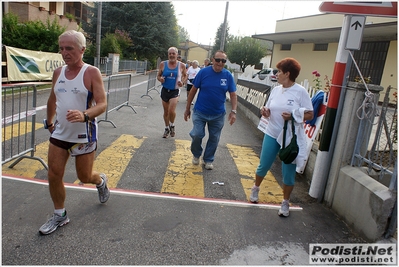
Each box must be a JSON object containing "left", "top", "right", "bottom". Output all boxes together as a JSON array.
[
  {"left": 2, "top": 140, "right": 49, "bottom": 178},
  {"left": 161, "top": 139, "right": 204, "bottom": 197},
  {"left": 74, "top": 134, "right": 146, "bottom": 188},
  {"left": 2, "top": 122, "right": 43, "bottom": 141},
  {"left": 226, "top": 144, "right": 283, "bottom": 203}
]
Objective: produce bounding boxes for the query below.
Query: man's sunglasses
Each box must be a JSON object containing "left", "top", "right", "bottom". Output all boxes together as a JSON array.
[{"left": 214, "top": 58, "right": 227, "bottom": 63}]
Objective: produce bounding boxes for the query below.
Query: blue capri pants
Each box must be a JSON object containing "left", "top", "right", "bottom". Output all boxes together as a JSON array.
[{"left": 255, "top": 134, "right": 296, "bottom": 186}]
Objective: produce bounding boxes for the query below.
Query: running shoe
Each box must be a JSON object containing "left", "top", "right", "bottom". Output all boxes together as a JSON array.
[
  {"left": 278, "top": 200, "right": 290, "bottom": 217},
  {"left": 250, "top": 185, "right": 259, "bottom": 203},
  {"left": 39, "top": 211, "right": 70, "bottom": 235},
  {"left": 170, "top": 126, "right": 175, "bottom": 137},
  {"left": 97, "top": 173, "right": 110, "bottom": 203},
  {"left": 163, "top": 128, "right": 170, "bottom": 138}
]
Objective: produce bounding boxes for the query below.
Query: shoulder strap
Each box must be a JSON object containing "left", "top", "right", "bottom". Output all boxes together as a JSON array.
[
  {"left": 291, "top": 117, "right": 295, "bottom": 133},
  {"left": 282, "top": 120, "right": 288, "bottom": 148},
  {"left": 282, "top": 116, "right": 296, "bottom": 148}
]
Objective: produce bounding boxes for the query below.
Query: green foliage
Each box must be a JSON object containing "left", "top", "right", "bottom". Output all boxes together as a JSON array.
[
  {"left": 2, "top": 12, "right": 66, "bottom": 53},
  {"left": 83, "top": 43, "right": 96, "bottom": 64},
  {"left": 178, "top": 25, "right": 190, "bottom": 44},
  {"left": 84, "top": 2, "right": 178, "bottom": 63},
  {"left": 64, "top": 13, "right": 75, "bottom": 21},
  {"left": 114, "top": 29, "right": 133, "bottom": 51},
  {"left": 354, "top": 76, "right": 372, "bottom": 84},
  {"left": 114, "top": 29, "right": 133, "bottom": 59},
  {"left": 101, "top": 33, "right": 122, "bottom": 57},
  {"left": 226, "top": 36, "right": 267, "bottom": 72}
]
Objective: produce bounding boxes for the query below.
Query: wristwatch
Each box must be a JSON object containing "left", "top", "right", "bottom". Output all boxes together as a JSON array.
[
  {"left": 83, "top": 111, "right": 90, "bottom": 122},
  {"left": 43, "top": 119, "right": 53, "bottom": 129},
  {"left": 231, "top": 110, "right": 237, "bottom": 114}
]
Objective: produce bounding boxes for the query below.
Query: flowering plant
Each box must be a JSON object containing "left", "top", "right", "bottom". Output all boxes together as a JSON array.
[
  {"left": 324, "top": 75, "right": 331, "bottom": 93},
  {"left": 354, "top": 76, "right": 372, "bottom": 84},
  {"left": 312, "top": 70, "right": 331, "bottom": 92},
  {"left": 312, "top": 70, "right": 322, "bottom": 91}
]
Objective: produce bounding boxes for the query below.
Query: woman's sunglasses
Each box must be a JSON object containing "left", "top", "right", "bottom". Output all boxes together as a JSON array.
[{"left": 214, "top": 58, "right": 227, "bottom": 63}]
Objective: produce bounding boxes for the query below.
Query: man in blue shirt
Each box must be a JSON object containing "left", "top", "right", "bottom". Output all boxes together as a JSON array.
[{"left": 183, "top": 50, "right": 237, "bottom": 170}]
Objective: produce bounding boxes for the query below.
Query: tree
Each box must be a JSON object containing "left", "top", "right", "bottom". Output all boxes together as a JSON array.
[
  {"left": 2, "top": 12, "right": 66, "bottom": 53},
  {"left": 227, "top": 36, "right": 267, "bottom": 72},
  {"left": 178, "top": 25, "right": 190, "bottom": 44},
  {"left": 211, "top": 22, "right": 231, "bottom": 57},
  {"left": 114, "top": 29, "right": 134, "bottom": 59},
  {"left": 101, "top": 33, "right": 122, "bottom": 57},
  {"left": 84, "top": 2, "right": 178, "bottom": 66}
]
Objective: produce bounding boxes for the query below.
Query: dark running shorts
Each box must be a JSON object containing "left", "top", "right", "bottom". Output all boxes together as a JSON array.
[
  {"left": 161, "top": 87, "right": 180, "bottom": 102},
  {"left": 50, "top": 137, "right": 97, "bottom": 157},
  {"left": 187, "top": 84, "right": 193, "bottom": 91}
]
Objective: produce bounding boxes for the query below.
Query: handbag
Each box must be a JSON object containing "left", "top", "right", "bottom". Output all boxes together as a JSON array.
[{"left": 278, "top": 118, "right": 299, "bottom": 164}]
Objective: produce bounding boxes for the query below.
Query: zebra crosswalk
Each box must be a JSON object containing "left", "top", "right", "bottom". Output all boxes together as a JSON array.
[{"left": 2, "top": 127, "right": 284, "bottom": 203}]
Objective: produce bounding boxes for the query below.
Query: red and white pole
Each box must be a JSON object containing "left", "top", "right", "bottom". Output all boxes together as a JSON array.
[{"left": 309, "top": 15, "right": 352, "bottom": 200}]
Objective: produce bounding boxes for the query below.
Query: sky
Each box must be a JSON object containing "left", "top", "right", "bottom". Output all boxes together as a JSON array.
[{"left": 173, "top": 1, "right": 324, "bottom": 45}]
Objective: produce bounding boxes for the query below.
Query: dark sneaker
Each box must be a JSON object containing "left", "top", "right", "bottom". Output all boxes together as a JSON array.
[
  {"left": 278, "top": 200, "right": 290, "bottom": 217},
  {"left": 250, "top": 185, "right": 259, "bottom": 203},
  {"left": 39, "top": 211, "right": 70, "bottom": 235},
  {"left": 163, "top": 128, "right": 170, "bottom": 138},
  {"left": 97, "top": 173, "right": 110, "bottom": 203},
  {"left": 170, "top": 126, "right": 175, "bottom": 137}
]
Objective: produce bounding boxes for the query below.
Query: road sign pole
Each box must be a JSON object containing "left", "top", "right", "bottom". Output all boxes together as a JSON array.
[{"left": 309, "top": 15, "right": 352, "bottom": 200}]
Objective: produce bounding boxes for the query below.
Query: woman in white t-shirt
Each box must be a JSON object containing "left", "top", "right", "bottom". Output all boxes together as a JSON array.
[
  {"left": 250, "top": 58, "right": 314, "bottom": 217},
  {"left": 186, "top": 60, "right": 201, "bottom": 103}
]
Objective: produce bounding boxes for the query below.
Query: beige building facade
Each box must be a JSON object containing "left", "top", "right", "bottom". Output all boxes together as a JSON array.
[
  {"left": 178, "top": 40, "right": 212, "bottom": 66},
  {"left": 253, "top": 14, "right": 397, "bottom": 101}
]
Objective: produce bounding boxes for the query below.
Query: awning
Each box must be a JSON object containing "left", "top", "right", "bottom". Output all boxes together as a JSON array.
[{"left": 252, "top": 21, "right": 397, "bottom": 44}]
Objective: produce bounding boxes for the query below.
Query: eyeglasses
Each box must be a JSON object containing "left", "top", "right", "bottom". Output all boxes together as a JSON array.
[{"left": 214, "top": 58, "right": 227, "bottom": 63}]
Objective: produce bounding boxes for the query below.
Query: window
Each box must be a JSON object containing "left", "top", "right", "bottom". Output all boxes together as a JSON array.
[
  {"left": 281, "top": 44, "right": 291, "bottom": 51},
  {"left": 314, "top": 43, "right": 328, "bottom": 51},
  {"left": 349, "top": 41, "right": 389, "bottom": 85}
]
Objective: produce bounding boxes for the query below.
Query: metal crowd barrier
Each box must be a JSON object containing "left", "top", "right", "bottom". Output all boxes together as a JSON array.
[
  {"left": 98, "top": 73, "right": 136, "bottom": 128},
  {"left": 141, "top": 70, "right": 160, "bottom": 99},
  {"left": 2, "top": 83, "right": 48, "bottom": 169}
]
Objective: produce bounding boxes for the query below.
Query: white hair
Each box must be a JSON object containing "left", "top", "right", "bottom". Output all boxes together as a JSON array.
[
  {"left": 168, "top": 47, "right": 178, "bottom": 53},
  {"left": 59, "top": 30, "right": 86, "bottom": 50}
]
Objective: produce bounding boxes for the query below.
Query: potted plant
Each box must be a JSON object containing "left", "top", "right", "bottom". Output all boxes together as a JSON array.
[{"left": 65, "top": 13, "right": 74, "bottom": 22}]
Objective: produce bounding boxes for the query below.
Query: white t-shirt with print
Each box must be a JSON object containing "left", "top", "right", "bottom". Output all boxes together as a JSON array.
[
  {"left": 265, "top": 83, "right": 313, "bottom": 138},
  {"left": 187, "top": 66, "right": 201, "bottom": 85}
]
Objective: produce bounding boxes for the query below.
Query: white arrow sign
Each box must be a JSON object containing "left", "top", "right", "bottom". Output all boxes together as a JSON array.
[{"left": 345, "top": 16, "right": 366, "bottom": 50}]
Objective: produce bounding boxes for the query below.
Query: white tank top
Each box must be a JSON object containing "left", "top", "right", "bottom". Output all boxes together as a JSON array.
[{"left": 51, "top": 64, "right": 98, "bottom": 143}]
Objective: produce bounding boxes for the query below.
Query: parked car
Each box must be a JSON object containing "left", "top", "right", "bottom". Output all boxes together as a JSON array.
[{"left": 252, "top": 68, "right": 278, "bottom": 82}]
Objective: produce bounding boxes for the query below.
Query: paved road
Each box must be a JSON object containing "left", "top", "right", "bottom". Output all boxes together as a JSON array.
[{"left": 2, "top": 74, "right": 365, "bottom": 265}]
